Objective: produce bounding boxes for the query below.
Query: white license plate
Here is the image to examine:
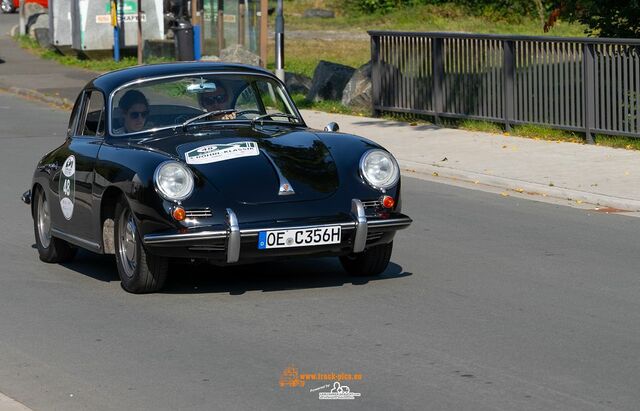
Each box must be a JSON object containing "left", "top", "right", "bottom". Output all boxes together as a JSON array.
[{"left": 257, "top": 226, "right": 342, "bottom": 249}]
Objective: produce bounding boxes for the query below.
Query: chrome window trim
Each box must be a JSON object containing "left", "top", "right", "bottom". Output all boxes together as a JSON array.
[{"left": 108, "top": 71, "right": 306, "bottom": 137}]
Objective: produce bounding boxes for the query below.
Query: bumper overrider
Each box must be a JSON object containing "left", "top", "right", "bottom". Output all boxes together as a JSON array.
[{"left": 142, "top": 199, "right": 412, "bottom": 264}]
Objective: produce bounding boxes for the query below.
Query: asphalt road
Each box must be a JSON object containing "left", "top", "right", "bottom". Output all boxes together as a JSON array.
[{"left": 3, "top": 82, "right": 640, "bottom": 410}]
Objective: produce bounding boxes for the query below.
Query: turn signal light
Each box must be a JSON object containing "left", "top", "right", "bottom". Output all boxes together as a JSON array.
[
  {"left": 382, "top": 195, "right": 395, "bottom": 209},
  {"left": 172, "top": 206, "right": 186, "bottom": 221}
]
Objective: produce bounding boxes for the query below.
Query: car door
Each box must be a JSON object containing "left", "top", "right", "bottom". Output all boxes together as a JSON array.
[{"left": 53, "top": 89, "right": 105, "bottom": 243}]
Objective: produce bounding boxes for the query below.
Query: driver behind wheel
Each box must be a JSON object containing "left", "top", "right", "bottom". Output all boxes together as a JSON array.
[{"left": 197, "top": 82, "right": 236, "bottom": 120}]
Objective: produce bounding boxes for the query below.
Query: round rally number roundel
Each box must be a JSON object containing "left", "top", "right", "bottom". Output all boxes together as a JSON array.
[{"left": 59, "top": 155, "right": 76, "bottom": 220}]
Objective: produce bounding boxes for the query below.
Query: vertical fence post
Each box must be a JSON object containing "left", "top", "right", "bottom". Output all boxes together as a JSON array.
[
  {"left": 583, "top": 43, "right": 596, "bottom": 144},
  {"left": 371, "top": 34, "right": 381, "bottom": 117},
  {"left": 432, "top": 37, "right": 445, "bottom": 125},
  {"left": 503, "top": 40, "right": 516, "bottom": 132}
]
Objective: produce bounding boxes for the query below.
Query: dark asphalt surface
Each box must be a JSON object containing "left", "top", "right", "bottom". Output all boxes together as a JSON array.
[
  {"left": 4, "top": 13, "right": 640, "bottom": 411},
  {"left": 2, "top": 90, "right": 640, "bottom": 411}
]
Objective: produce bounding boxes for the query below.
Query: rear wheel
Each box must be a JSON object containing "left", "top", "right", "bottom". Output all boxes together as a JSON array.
[
  {"left": 114, "top": 199, "right": 168, "bottom": 293},
  {"left": 340, "top": 242, "right": 393, "bottom": 277},
  {"left": 1, "top": 0, "right": 16, "bottom": 13},
  {"left": 33, "top": 187, "right": 77, "bottom": 263}
]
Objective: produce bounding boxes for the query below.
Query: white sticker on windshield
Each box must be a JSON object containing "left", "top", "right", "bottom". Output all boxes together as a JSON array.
[{"left": 185, "top": 142, "right": 260, "bottom": 165}]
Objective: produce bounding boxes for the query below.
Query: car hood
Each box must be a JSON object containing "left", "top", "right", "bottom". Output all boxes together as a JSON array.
[{"left": 135, "top": 126, "right": 339, "bottom": 204}]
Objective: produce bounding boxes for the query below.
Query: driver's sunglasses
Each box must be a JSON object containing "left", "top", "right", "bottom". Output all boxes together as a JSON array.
[
  {"left": 128, "top": 110, "right": 149, "bottom": 119},
  {"left": 202, "top": 94, "right": 227, "bottom": 105}
]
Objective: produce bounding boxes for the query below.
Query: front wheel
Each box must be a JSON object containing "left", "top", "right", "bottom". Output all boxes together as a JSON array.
[
  {"left": 114, "top": 199, "right": 168, "bottom": 293},
  {"left": 340, "top": 242, "right": 393, "bottom": 277},
  {"left": 1, "top": 0, "right": 16, "bottom": 13},
  {"left": 33, "top": 187, "right": 77, "bottom": 263}
]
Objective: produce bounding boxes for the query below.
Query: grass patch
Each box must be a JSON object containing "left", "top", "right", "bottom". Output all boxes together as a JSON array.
[
  {"left": 279, "top": 1, "right": 586, "bottom": 36},
  {"left": 268, "top": 38, "right": 370, "bottom": 78},
  {"left": 15, "top": 35, "right": 170, "bottom": 73},
  {"left": 291, "top": 93, "right": 367, "bottom": 116}
]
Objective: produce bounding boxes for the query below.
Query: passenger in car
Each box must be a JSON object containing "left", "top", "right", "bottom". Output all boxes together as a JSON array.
[
  {"left": 197, "top": 82, "right": 237, "bottom": 120},
  {"left": 117, "top": 90, "right": 149, "bottom": 134}
]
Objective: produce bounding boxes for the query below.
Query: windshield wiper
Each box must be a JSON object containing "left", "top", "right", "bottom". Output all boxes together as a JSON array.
[
  {"left": 250, "top": 112, "right": 299, "bottom": 127},
  {"left": 181, "top": 109, "right": 237, "bottom": 131}
]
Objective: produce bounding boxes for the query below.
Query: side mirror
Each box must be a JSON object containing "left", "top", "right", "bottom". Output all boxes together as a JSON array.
[{"left": 324, "top": 122, "right": 340, "bottom": 132}]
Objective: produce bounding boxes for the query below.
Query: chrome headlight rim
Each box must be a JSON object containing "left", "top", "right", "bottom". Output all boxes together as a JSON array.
[
  {"left": 153, "top": 160, "right": 195, "bottom": 202},
  {"left": 359, "top": 149, "right": 400, "bottom": 190}
]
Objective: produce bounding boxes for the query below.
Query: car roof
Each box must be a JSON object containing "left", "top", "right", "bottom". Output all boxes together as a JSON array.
[{"left": 88, "top": 62, "right": 276, "bottom": 94}]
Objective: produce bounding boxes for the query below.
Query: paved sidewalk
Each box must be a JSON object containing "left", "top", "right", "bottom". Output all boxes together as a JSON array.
[{"left": 2, "top": 32, "right": 640, "bottom": 211}]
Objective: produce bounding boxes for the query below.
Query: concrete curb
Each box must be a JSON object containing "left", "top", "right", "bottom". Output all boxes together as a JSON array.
[
  {"left": 0, "top": 86, "right": 72, "bottom": 110},
  {"left": 4, "top": 85, "right": 639, "bottom": 212},
  {"left": 400, "top": 159, "right": 640, "bottom": 211}
]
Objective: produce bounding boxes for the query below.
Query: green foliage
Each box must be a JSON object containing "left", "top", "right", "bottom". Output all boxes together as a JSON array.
[{"left": 552, "top": 0, "right": 640, "bottom": 38}]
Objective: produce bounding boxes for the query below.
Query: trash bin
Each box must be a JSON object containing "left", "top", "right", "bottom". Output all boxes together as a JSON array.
[{"left": 171, "top": 19, "right": 194, "bottom": 61}]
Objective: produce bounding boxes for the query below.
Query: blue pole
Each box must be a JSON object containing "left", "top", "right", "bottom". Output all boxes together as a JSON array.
[
  {"left": 193, "top": 24, "right": 201, "bottom": 60},
  {"left": 114, "top": 27, "right": 120, "bottom": 62}
]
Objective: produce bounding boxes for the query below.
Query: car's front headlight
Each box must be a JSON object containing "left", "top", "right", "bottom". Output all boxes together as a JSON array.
[
  {"left": 153, "top": 161, "right": 194, "bottom": 201},
  {"left": 359, "top": 149, "right": 400, "bottom": 190}
]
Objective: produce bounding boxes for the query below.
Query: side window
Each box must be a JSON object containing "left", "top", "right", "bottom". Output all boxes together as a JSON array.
[
  {"left": 235, "top": 86, "right": 259, "bottom": 111},
  {"left": 67, "top": 93, "right": 84, "bottom": 137},
  {"left": 256, "top": 81, "right": 289, "bottom": 114},
  {"left": 80, "top": 91, "right": 105, "bottom": 137}
]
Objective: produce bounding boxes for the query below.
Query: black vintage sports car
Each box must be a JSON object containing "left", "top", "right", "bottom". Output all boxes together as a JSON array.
[{"left": 22, "top": 62, "right": 412, "bottom": 293}]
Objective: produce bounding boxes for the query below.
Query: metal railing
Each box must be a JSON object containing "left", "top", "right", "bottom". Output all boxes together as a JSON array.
[{"left": 369, "top": 31, "right": 640, "bottom": 141}]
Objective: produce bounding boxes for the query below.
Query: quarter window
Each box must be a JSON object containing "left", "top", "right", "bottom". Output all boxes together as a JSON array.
[{"left": 80, "top": 91, "right": 105, "bottom": 137}]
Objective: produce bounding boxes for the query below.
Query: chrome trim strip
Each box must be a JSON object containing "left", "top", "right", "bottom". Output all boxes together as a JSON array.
[
  {"left": 143, "top": 230, "right": 227, "bottom": 244},
  {"left": 239, "top": 221, "right": 356, "bottom": 235},
  {"left": 226, "top": 208, "right": 240, "bottom": 263},
  {"left": 368, "top": 217, "right": 413, "bottom": 229},
  {"left": 351, "top": 199, "right": 368, "bottom": 253},
  {"left": 51, "top": 228, "right": 101, "bottom": 252},
  {"left": 260, "top": 149, "right": 295, "bottom": 196}
]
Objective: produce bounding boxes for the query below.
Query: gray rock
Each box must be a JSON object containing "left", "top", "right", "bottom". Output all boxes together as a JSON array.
[
  {"left": 24, "top": 2, "right": 46, "bottom": 22},
  {"left": 284, "top": 72, "right": 312, "bottom": 95},
  {"left": 303, "top": 8, "right": 335, "bottom": 18},
  {"left": 27, "top": 12, "right": 48, "bottom": 37},
  {"left": 33, "top": 28, "right": 52, "bottom": 49},
  {"left": 307, "top": 60, "right": 356, "bottom": 102},
  {"left": 341, "top": 62, "right": 372, "bottom": 108},
  {"left": 200, "top": 55, "right": 221, "bottom": 62},
  {"left": 10, "top": 24, "right": 19, "bottom": 37},
  {"left": 220, "top": 45, "right": 260, "bottom": 66}
]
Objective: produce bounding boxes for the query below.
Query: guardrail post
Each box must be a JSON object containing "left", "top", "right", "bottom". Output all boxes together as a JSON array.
[
  {"left": 432, "top": 37, "right": 445, "bottom": 124},
  {"left": 371, "top": 34, "right": 381, "bottom": 117},
  {"left": 582, "top": 43, "right": 595, "bottom": 144},
  {"left": 503, "top": 40, "right": 516, "bottom": 132}
]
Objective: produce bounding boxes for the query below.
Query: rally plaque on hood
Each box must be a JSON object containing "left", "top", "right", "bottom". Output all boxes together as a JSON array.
[{"left": 184, "top": 141, "right": 260, "bottom": 165}]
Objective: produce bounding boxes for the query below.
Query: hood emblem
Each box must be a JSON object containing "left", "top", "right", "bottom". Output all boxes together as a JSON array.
[
  {"left": 279, "top": 182, "right": 295, "bottom": 195},
  {"left": 261, "top": 149, "right": 296, "bottom": 196}
]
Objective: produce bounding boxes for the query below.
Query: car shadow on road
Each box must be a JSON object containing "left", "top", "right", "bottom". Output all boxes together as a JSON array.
[
  {"left": 60, "top": 249, "right": 120, "bottom": 282},
  {"left": 161, "top": 258, "right": 411, "bottom": 295},
  {"left": 55, "top": 249, "right": 411, "bottom": 294}
]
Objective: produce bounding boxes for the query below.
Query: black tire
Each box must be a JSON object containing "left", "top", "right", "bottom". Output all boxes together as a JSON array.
[
  {"left": 33, "top": 187, "right": 77, "bottom": 263},
  {"left": 1, "top": 0, "right": 16, "bottom": 13},
  {"left": 114, "top": 199, "right": 168, "bottom": 293},
  {"left": 340, "top": 241, "right": 393, "bottom": 277}
]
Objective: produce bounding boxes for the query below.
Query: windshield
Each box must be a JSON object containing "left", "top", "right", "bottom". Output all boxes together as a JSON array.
[{"left": 110, "top": 73, "right": 302, "bottom": 135}]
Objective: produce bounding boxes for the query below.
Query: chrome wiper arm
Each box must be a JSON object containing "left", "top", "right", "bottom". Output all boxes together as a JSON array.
[
  {"left": 250, "top": 112, "right": 299, "bottom": 127},
  {"left": 181, "top": 109, "right": 237, "bottom": 131}
]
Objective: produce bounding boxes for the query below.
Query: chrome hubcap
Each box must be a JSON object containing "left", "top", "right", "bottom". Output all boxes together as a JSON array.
[
  {"left": 118, "top": 208, "right": 137, "bottom": 278},
  {"left": 1, "top": 1, "right": 12, "bottom": 12},
  {"left": 37, "top": 192, "right": 51, "bottom": 249}
]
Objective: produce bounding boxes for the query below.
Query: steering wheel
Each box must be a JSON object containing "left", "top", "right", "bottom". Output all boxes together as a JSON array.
[{"left": 235, "top": 109, "right": 262, "bottom": 119}]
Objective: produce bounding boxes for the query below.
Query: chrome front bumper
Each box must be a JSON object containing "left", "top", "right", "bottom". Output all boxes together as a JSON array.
[{"left": 143, "top": 199, "right": 412, "bottom": 263}]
